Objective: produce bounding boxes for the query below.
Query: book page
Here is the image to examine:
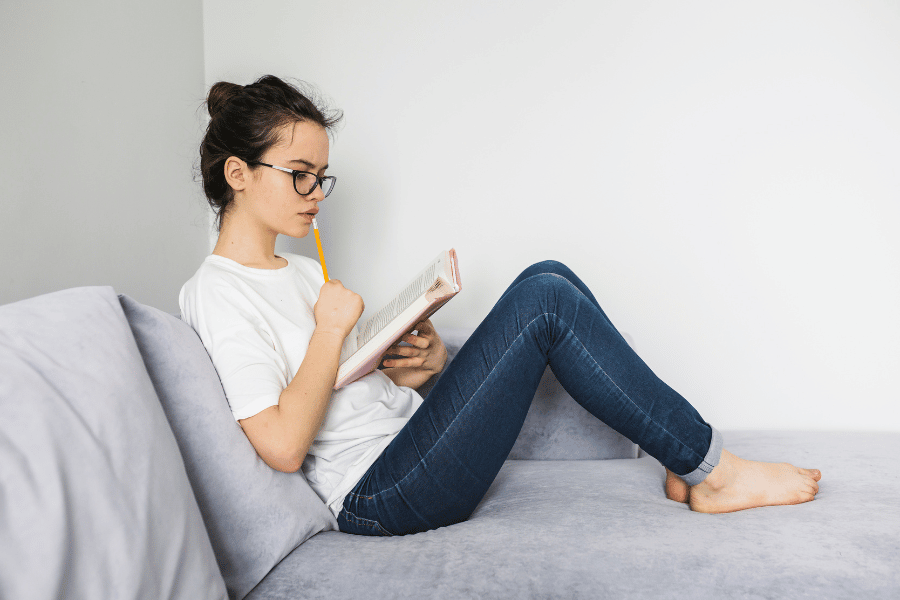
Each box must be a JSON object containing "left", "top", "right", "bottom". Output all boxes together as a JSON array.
[
  {"left": 358, "top": 259, "right": 441, "bottom": 344},
  {"left": 338, "top": 324, "right": 360, "bottom": 365},
  {"left": 339, "top": 255, "right": 444, "bottom": 364}
]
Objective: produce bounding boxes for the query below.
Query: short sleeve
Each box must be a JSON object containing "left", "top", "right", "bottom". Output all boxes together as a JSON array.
[
  {"left": 181, "top": 275, "right": 289, "bottom": 421},
  {"left": 212, "top": 321, "right": 288, "bottom": 420}
]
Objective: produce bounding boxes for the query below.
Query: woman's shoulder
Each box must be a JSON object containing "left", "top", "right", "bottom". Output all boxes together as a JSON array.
[
  {"left": 179, "top": 256, "right": 265, "bottom": 320},
  {"left": 281, "top": 252, "right": 327, "bottom": 283},
  {"left": 182, "top": 256, "right": 248, "bottom": 297}
]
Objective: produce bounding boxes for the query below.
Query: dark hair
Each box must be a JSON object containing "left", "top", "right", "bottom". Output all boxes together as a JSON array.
[{"left": 199, "top": 75, "right": 343, "bottom": 232}]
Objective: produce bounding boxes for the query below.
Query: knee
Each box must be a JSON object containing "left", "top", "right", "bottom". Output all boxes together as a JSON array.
[
  {"left": 519, "top": 260, "right": 574, "bottom": 280},
  {"left": 513, "top": 269, "right": 579, "bottom": 305}
]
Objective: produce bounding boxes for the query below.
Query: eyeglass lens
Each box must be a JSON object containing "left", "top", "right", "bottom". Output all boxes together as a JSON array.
[{"left": 295, "top": 173, "right": 335, "bottom": 197}]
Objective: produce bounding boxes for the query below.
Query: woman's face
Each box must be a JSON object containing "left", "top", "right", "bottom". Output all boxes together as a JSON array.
[{"left": 242, "top": 120, "right": 330, "bottom": 239}]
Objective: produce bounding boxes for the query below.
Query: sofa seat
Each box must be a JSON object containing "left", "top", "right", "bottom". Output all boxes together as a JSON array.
[{"left": 248, "top": 430, "right": 900, "bottom": 600}]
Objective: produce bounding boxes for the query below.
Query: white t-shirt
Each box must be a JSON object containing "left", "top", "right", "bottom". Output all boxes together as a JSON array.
[{"left": 179, "top": 252, "right": 423, "bottom": 518}]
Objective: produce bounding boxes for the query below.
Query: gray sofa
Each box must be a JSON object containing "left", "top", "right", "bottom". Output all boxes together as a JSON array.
[{"left": 1, "top": 286, "right": 898, "bottom": 599}]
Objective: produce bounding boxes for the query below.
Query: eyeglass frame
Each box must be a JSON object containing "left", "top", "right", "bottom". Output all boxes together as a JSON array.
[{"left": 247, "top": 161, "right": 337, "bottom": 197}]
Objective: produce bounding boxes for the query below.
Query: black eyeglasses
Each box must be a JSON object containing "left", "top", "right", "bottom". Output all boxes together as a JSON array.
[{"left": 248, "top": 162, "right": 336, "bottom": 197}]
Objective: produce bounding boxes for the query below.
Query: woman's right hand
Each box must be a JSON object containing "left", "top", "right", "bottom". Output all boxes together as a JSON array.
[{"left": 313, "top": 280, "right": 364, "bottom": 339}]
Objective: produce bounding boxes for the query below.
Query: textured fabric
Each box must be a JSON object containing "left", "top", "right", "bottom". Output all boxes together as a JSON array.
[
  {"left": 338, "top": 261, "right": 720, "bottom": 536},
  {"left": 250, "top": 430, "right": 900, "bottom": 599},
  {"left": 0, "top": 287, "right": 227, "bottom": 600},
  {"left": 178, "top": 252, "right": 423, "bottom": 518},
  {"left": 118, "top": 294, "right": 338, "bottom": 600}
]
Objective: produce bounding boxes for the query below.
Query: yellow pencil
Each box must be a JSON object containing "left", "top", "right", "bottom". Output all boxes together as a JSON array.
[{"left": 312, "top": 217, "right": 330, "bottom": 282}]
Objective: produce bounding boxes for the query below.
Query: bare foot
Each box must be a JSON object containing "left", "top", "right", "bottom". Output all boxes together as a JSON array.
[
  {"left": 689, "top": 448, "right": 822, "bottom": 514},
  {"left": 665, "top": 468, "right": 689, "bottom": 503}
]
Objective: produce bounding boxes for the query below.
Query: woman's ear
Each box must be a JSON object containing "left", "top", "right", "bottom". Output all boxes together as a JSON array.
[{"left": 224, "top": 156, "right": 249, "bottom": 192}]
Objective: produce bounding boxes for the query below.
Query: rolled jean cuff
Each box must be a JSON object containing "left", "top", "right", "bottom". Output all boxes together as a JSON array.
[{"left": 679, "top": 426, "right": 724, "bottom": 486}]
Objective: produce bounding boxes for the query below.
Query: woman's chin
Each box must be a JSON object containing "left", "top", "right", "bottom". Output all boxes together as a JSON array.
[{"left": 284, "top": 225, "right": 311, "bottom": 239}]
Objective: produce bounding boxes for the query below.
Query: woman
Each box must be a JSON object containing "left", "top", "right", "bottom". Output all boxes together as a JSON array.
[{"left": 180, "top": 75, "right": 821, "bottom": 536}]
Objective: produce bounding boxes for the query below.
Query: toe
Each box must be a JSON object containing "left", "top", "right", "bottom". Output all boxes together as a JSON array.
[
  {"left": 801, "top": 468, "right": 822, "bottom": 481},
  {"left": 800, "top": 472, "right": 819, "bottom": 495}
]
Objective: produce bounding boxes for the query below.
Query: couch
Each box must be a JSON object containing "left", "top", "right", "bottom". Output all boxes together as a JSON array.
[{"left": 1, "top": 286, "right": 897, "bottom": 599}]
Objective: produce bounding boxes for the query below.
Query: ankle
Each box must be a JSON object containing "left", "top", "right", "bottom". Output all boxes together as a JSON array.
[{"left": 695, "top": 448, "right": 733, "bottom": 491}]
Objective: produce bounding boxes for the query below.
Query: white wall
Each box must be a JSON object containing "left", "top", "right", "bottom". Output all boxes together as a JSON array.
[
  {"left": 0, "top": 0, "right": 208, "bottom": 313},
  {"left": 203, "top": 0, "right": 900, "bottom": 431}
]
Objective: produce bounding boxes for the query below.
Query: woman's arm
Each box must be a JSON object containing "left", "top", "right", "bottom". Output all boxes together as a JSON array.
[
  {"left": 238, "top": 280, "right": 364, "bottom": 473},
  {"left": 380, "top": 319, "right": 448, "bottom": 391}
]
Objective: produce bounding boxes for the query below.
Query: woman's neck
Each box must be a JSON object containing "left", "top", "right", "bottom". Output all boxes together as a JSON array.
[{"left": 212, "top": 214, "right": 282, "bottom": 269}]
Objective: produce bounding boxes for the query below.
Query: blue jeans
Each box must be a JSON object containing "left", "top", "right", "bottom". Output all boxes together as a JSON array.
[{"left": 337, "top": 261, "right": 723, "bottom": 536}]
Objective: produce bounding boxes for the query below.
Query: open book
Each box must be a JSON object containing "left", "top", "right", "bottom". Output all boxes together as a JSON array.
[{"left": 335, "top": 249, "right": 461, "bottom": 389}]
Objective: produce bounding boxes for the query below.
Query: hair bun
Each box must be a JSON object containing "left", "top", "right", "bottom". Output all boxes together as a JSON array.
[{"left": 206, "top": 81, "right": 243, "bottom": 119}]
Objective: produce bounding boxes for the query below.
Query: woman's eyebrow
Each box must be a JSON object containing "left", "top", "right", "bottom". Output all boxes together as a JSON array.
[{"left": 289, "top": 159, "right": 328, "bottom": 170}]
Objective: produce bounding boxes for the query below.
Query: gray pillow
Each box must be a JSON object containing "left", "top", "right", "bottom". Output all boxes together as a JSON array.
[
  {"left": 0, "top": 286, "right": 227, "bottom": 600},
  {"left": 118, "top": 294, "right": 338, "bottom": 600}
]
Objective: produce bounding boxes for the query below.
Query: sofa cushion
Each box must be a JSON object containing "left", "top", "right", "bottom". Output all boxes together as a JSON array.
[
  {"left": 0, "top": 287, "right": 227, "bottom": 600},
  {"left": 247, "top": 430, "right": 900, "bottom": 599},
  {"left": 118, "top": 294, "right": 338, "bottom": 600}
]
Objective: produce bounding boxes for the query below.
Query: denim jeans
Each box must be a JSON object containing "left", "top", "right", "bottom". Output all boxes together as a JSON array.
[{"left": 337, "top": 261, "right": 723, "bottom": 536}]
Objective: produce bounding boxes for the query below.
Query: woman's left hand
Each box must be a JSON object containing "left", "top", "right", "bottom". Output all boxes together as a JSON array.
[{"left": 380, "top": 319, "right": 448, "bottom": 390}]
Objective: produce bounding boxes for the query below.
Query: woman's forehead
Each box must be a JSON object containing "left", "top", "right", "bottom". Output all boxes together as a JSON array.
[{"left": 270, "top": 121, "right": 329, "bottom": 162}]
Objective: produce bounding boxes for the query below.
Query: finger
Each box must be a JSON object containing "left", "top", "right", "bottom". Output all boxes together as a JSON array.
[
  {"left": 402, "top": 333, "right": 430, "bottom": 348},
  {"left": 384, "top": 356, "right": 426, "bottom": 368},
  {"left": 403, "top": 346, "right": 422, "bottom": 357},
  {"left": 399, "top": 345, "right": 425, "bottom": 358},
  {"left": 417, "top": 320, "right": 442, "bottom": 345},
  {"left": 387, "top": 341, "right": 418, "bottom": 353}
]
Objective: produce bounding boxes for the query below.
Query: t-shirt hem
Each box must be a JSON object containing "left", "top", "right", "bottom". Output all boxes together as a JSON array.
[{"left": 325, "top": 432, "right": 398, "bottom": 519}]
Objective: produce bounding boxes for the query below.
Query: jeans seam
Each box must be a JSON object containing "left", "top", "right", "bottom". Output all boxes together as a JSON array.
[
  {"left": 341, "top": 507, "right": 392, "bottom": 536},
  {"left": 346, "top": 491, "right": 374, "bottom": 500},
  {"left": 556, "top": 313, "right": 705, "bottom": 463}
]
